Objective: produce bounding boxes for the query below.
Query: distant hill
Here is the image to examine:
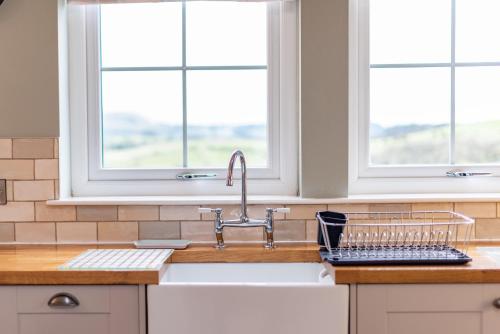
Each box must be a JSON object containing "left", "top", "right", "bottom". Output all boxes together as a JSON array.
[
  {"left": 371, "top": 120, "right": 500, "bottom": 165},
  {"left": 103, "top": 112, "right": 266, "bottom": 141}
]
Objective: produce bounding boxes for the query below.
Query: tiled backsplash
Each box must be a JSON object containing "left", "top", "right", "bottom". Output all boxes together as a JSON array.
[{"left": 1, "top": 138, "right": 500, "bottom": 243}]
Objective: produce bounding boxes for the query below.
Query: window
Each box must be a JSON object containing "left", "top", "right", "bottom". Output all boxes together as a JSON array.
[
  {"left": 68, "top": 1, "right": 298, "bottom": 196},
  {"left": 350, "top": 0, "right": 500, "bottom": 194}
]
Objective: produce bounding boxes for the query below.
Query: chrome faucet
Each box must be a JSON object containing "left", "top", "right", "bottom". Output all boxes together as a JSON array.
[
  {"left": 199, "top": 150, "right": 289, "bottom": 249},
  {"left": 226, "top": 150, "right": 249, "bottom": 222}
]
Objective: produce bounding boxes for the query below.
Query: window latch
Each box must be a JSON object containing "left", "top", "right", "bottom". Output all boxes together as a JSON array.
[
  {"left": 176, "top": 173, "right": 217, "bottom": 180},
  {"left": 446, "top": 170, "right": 493, "bottom": 178}
]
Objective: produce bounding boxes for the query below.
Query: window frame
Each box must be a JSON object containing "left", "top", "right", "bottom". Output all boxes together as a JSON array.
[
  {"left": 349, "top": 0, "right": 500, "bottom": 194},
  {"left": 68, "top": 1, "right": 298, "bottom": 197}
]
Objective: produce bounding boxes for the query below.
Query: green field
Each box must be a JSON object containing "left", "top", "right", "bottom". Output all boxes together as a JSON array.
[
  {"left": 103, "top": 137, "right": 267, "bottom": 168},
  {"left": 371, "top": 121, "right": 500, "bottom": 165}
]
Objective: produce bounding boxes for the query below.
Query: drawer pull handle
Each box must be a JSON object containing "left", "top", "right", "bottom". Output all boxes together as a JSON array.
[
  {"left": 48, "top": 293, "right": 80, "bottom": 308},
  {"left": 493, "top": 298, "right": 500, "bottom": 309}
]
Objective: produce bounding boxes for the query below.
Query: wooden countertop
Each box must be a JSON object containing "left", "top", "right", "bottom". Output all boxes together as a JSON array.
[{"left": 0, "top": 243, "right": 500, "bottom": 285}]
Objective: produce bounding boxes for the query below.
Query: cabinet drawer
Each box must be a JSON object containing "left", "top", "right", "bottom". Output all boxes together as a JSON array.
[
  {"left": 17, "top": 286, "right": 109, "bottom": 314},
  {"left": 18, "top": 314, "right": 109, "bottom": 334}
]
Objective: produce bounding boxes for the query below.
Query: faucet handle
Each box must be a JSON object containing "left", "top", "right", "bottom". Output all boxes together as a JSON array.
[
  {"left": 274, "top": 208, "right": 290, "bottom": 214},
  {"left": 199, "top": 208, "right": 216, "bottom": 213},
  {"left": 199, "top": 208, "right": 223, "bottom": 214},
  {"left": 267, "top": 207, "right": 290, "bottom": 214}
]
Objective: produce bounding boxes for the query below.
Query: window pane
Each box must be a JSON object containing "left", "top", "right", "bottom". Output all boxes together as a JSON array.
[
  {"left": 186, "top": 2, "right": 267, "bottom": 66},
  {"left": 187, "top": 70, "right": 268, "bottom": 168},
  {"left": 370, "top": 0, "right": 451, "bottom": 64},
  {"left": 455, "top": 67, "right": 500, "bottom": 164},
  {"left": 456, "top": 0, "right": 500, "bottom": 62},
  {"left": 101, "top": 71, "right": 183, "bottom": 168},
  {"left": 100, "top": 3, "right": 182, "bottom": 67},
  {"left": 370, "top": 68, "right": 450, "bottom": 165}
]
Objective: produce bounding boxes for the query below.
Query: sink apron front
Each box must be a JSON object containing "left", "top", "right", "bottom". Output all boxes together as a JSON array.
[{"left": 147, "top": 263, "right": 349, "bottom": 334}]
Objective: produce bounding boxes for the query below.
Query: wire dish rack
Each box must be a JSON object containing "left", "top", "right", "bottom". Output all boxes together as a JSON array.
[{"left": 317, "top": 211, "right": 474, "bottom": 265}]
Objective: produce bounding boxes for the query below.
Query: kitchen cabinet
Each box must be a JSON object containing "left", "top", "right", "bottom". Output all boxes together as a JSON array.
[
  {"left": 0, "top": 285, "right": 145, "bottom": 334},
  {"left": 355, "top": 284, "right": 500, "bottom": 334}
]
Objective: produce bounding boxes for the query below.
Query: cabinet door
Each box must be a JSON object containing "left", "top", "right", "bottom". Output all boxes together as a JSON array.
[
  {"left": 0, "top": 287, "right": 18, "bottom": 334},
  {"left": 481, "top": 284, "right": 500, "bottom": 334},
  {"left": 357, "top": 284, "right": 488, "bottom": 334}
]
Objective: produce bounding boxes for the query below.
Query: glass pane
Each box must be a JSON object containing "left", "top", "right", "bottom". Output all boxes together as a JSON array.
[
  {"left": 101, "top": 71, "right": 183, "bottom": 168},
  {"left": 370, "top": 0, "right": 451, "bottom": 64},
  {"left": 455, "top": 67, "right": 500, "bottom": 164},
  {"left": 370, "top": 68, "right": 450, "bottom": 165},
  {"left": 100, "top": 3, "right": 182, "bottom": 67},
  {"left": 186, "top": 2, "right": 267, "bottom": 66},
  {"left": 186, "top": 70, "right": 268, "bottom": 168},
  {"left": 456, "top": 0, "right": 500, "bottom": 62}
]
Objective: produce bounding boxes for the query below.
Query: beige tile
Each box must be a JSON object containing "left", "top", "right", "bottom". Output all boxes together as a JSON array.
[
  {"left": 224, "top": 227, "right": 264, "bottom": 242},
  {"left": 201, "top": 205, "right": 240, "bottom": 221},
  {"left": 15, "top": 223, "right": 55, "bottom": 243},
  {"left": 368, "top": 203, "right": 412, "bottom": 212},
  {"left": 53, "top": 138, "right": 59, "bottom": 159},
  {"left": 0, "top": 223, "right": 15, "bottom": 242},
  {"left": 160, "top": 205, "right": 200, "bottom": 221},
  {"left": 0, "top": 139, "right": 12, "bottom": 159},
  {"left": 180, "top": 221, "right": 215, "bottom": 242},
  {"left": 454, "top": 202, "right": 496, "bottom": 219},
  {"left": 285, "top": 205, "right": 327, "bottom": 220},
  {"left": 139, "top": 221, "right": 180, "bottom": 240},
  {"left": 306, "top": 220, "right": 319, "bottom": 242},
  {"left": 98, "top": 221, "right": 138, "bottom": 242},
  {"left": 274, "top": 220, "right": 306, "bottom": 241},
  {"left": 328, "top": 203, "right": 370, "bottom": 212},
  {"left": 0, "top": 160, "right": 33, "bottom": 180},
  {"left": 34, "top": 159, "right": 59, "bottom": 180},
  {"left": 119, "top": 206, "right": 159, "bottom": 221},
  {"left": 0, "top": 202, "right": 34, "bottom": 222},
  {"left": 13, "top": 138, "right": 54, "bottom": 159},
  {"left": 35, "top": 202, "right": 76, "bottom": 222},
  {"left": 475, "top": 218, "right": 500, "bottom": 240},
  {"left": 77, "top": 206, "right": 117, "bottom": 221},
  {"left": 411, "top": 202, "right": 454, "bottom": 218},
  {"left": 328, "top": 204, "right": 370, "bottom": 219},
  {"left": 6, "top": 181, "right": 13, "bottom": 201},
  {"left": 367, "top": 203, "right": 412, "bottom": 219},
  {"left": 57, "top": 222, "right": 97, "bottom": 243},
  {"left": 412, "top": 202, "right": 453, "bottom": 211},
  {"left": 54, "top": 179, "right": 59, "bottom": 200},
  {"left": 13, "top": 180, "right": 54, "bottom": 201}
]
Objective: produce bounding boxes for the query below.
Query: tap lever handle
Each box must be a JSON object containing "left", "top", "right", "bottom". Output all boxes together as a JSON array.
[
  {"left": 268, "top": 207, "right": 290, "bottom": 214},
  {"left": 199, "top": 208, "right": 223, "bottom": 214},
  {"left": 198, "top": 208, "right": 214, "bottom": 213}
]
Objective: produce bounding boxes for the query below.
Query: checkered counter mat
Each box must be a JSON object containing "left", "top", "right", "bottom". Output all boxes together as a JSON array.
[{"left": 59, "top": 249, "right": 173, "bottom": 271}]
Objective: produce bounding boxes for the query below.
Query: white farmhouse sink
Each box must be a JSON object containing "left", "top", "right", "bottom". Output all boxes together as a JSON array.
[
  {"left": 148, "top": 263, "right": 349, "bottom": 334},
  {"left": 478, "top": 247, "right": 500, "bottom": 264}
]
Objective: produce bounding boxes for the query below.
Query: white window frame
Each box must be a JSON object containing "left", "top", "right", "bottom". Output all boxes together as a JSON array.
[
  {"left": 349, "top": 0, "right": 500, "bottom": 195},
  {"left": 68, "top": 1, "right": 298, "bottom": 196}
]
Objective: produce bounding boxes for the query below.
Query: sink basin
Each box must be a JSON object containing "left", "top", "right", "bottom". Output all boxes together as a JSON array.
[
  {"left": 148, "top": 263, "right": 348, "bottom": 334},
  {"left": 478, "top": 247, "right": 500, "bottom": 264}
]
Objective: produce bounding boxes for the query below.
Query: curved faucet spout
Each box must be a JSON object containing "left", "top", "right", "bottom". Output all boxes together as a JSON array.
[{"left": 226, "top": 150, "right": 248, "bottom": 221}]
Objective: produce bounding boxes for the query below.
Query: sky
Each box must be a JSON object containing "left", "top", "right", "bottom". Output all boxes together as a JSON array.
[
  {"left": 370, "top": 0, "right": 500, "bottom": 128},
  {"left": 100, "top": 2, "right": 268, "bottom": 126}
]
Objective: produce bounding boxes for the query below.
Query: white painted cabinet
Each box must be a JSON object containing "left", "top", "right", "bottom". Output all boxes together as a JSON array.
[
  {"left": 356, "top": 284, "right": 500, "bottom": 334},
  {"left": 0, "top": 286, "right": 145, "bottom": 334}
]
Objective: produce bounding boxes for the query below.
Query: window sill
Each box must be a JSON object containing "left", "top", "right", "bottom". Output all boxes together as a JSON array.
[{"left": 47, "top": 193, "right": 500, "bottom": 206}]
